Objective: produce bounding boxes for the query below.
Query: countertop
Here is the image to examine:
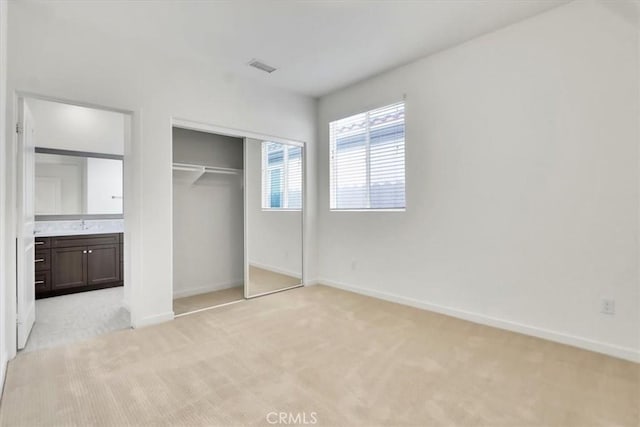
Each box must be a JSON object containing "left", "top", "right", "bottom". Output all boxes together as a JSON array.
[
  {"left": 35, "top": 230, "right": 123, "bottom": 238},
  {"left": 34, "top": 219, "right": 124, "bottom": 238}
]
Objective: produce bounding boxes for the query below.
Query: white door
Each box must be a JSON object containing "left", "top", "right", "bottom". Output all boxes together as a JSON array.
[{"left": 16, "top": 100, "right": 36, "bottom": 350}]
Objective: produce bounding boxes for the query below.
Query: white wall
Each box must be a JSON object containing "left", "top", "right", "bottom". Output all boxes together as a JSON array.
[
  {"left": 173, "top": 127, "right": 243, "bottom": 169},
  {"left": 5, "top": 1, "right": 316, "bottom": 351},
  {"left": 246, "top": 138, "right": 303, "bottom": 278},
  {"left": 172, "top": 128, "right": 244, "bottom": 298},
  {"left": 26, "top": 97, "right": 125, "bottom": 155},
  {"left": 317, "top": 0, "right": 640, "bottom": 361},
  {"left": 0, "top": 0, "right": 8, "bottom": 392}
]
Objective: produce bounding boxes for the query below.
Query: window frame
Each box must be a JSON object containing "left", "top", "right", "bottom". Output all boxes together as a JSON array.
[
  {"left": 329, "top": 101, "right": 406, "bottom": 212},
  {"left": 261, "top": 141, "right": 303, "bottom": 211}
]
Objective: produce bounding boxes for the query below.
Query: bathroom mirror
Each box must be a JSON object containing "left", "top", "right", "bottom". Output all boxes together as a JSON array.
[
  {"left": 34, "top": 149, "right": 123, "bottom": 217},
  {"left": 245, "top": 138, "right": 303, "bottom": 297}
]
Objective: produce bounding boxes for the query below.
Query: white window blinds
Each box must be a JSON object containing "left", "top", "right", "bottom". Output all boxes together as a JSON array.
[
  {"left": 330, "top": 102, "right": 405, "bottom": 210},
  {"left": 262, "top": 141, "right": 302, "bottom": 210}
]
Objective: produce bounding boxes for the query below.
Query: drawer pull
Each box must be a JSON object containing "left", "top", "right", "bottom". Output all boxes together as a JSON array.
[
  {"left": 34, "top": 281, "right": 44, "bottom": 285},
  {"left": 35, "top": 258, "right": 45, "bottom": 263},
  {"left": 83, "top": 250, "right": 87, "bottom": 254},
  {"left": 35, "top": 241, "right": 45, "bottom": 245},
  {"left": 88, "top": 250, "right": 93, "bottom": 254}
]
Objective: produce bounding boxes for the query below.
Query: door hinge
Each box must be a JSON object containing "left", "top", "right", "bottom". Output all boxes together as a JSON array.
[{"left": 15, "top": 122, "right": 22, "bottom": 134}]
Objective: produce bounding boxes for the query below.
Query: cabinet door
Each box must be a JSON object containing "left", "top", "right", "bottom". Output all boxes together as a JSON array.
[
  {"left": 51, "top": 246, "right": 87, "bottom": 290},
  {"left": 87, "top": 244, "right": 120, "bottom": 286}
]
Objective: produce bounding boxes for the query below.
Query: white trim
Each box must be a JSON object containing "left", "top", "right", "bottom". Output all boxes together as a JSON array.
[
  {"left": 14, "top": 91, "right": 134, "bottom": 115},
  {"left": 243, "top": 138, "right": 250, "bottom": 299},
  {"left": 249, "top": 262, "right": 301, "bottom": 280},
  {"left": 173, "top": 281, "right": 243, "bottom": 299},
  {"left": 174, "top": 298, "right": 245, "bottom": 318},
  {"left": 172, "top": 118, "right": 304, "bottom": 147},
  {"left": 318, "top": 278, "right": 640, "bottom": 363},
  {"left": 131, "top": 311, "right": 174, "bottom": 329},
  {"left": 247, "top": 284, "right": 303, "bottom": 299},
  {"left": 330, "top": 208, "right": 406, "bottom": 213}
]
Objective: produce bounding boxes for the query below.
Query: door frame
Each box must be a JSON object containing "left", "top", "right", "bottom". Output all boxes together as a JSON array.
[
  {"left": 7, "top": 92, "right": 138, "bottom": 356},
  {"left": 170, "top": 118, "right": 307, "bottom": 300}
]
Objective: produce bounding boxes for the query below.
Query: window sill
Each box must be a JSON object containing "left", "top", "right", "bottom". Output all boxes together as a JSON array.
[{"left": 329, "top": 208, "right": 406, "bottom": 213}]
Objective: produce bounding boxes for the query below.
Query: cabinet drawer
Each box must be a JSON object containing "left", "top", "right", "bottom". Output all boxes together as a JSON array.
[
  {"left": 35, "top": 250, "right": 51, "bottom": 271},
  {"left": 35, "top": 271, "right": 51, "bottom": 293},
  {"left": 51, "top": 234, "right": 120, "bottom": 248},
  {"left": 34, "top": 237, "right": 50, "bottom": 249}
]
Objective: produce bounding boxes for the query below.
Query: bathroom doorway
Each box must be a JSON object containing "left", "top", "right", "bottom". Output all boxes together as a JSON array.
[{"left": 16, "top": 96, "right": 133, "bottom": 352}]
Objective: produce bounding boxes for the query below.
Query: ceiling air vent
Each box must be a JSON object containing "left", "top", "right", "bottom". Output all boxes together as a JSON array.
[{"left": 248, "top": 59, "right": 277, "bottom": 74}]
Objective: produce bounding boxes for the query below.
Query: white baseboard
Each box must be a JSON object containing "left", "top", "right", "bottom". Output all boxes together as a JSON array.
[
  {"left": 318, "top": 278, "right": 640, "bottom": 363},
  {"left": 249, "top": 262, "right": 301, "bottom": 279},
  {"left": 173, "top": 281, "right": 243, "bottom": 299},
  {"left": 132, "top": 311, "right": 175, "bottom": 328}
]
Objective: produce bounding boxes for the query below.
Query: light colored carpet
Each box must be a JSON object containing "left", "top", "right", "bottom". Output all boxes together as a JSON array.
[
  {"left": 23, "top": 287, "right": 130, "bottom": 353},
  {"left": 247, "top": 264, "right": 301, "bottom": 296},
  {"left": 173, "top": 286, "right": 244, "bottom": 315},
  {"left": 1, "top": 285, "right": 638, "bottom": 426}
]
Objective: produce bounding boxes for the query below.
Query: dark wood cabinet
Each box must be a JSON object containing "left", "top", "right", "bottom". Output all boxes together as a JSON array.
[
  {"left": 34, "top": 271, "right": 51, "bottom": 294},
  {"left": 34, "top": 250, "right": 51, "bottom": 271},
  {"left": 51, "top": 246, "right": 87, "bottom": 290},
  {"left": 35, "top": 233, "right": 123, "bottom": 299},
  {"left": 86, "top": 244, "right": 120, "bottom": 286}
]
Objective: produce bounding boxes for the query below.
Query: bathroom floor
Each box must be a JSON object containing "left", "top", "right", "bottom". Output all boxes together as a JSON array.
[{"left": 22, "top": 287, "right": 130, "bottom": 353}]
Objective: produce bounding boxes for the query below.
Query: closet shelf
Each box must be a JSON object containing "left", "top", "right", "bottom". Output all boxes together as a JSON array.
[{"left": 172, "top": 163, "right": 242, "bottom": 185}]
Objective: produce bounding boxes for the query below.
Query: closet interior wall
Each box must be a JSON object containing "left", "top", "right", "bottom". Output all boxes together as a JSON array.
[{"left": 172, "top": 128, "right": 244, "bottom": 299}]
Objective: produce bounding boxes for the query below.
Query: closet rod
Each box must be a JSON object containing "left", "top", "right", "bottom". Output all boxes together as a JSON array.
[{"left": 172, "top": 162, "right": 241, "bottom": 175}]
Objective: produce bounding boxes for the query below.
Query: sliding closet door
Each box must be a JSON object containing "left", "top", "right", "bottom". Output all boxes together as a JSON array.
[{"left": 245, "top": 138, "right": 303, "bottom": 297}]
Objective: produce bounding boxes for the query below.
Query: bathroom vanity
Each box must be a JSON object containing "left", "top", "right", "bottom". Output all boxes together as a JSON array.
[
  {"left": 34, "top": 223, "right": 124, "bottom": 299},
  {"left": 35, "top": 233, "right": 123, "bottom": 299}
]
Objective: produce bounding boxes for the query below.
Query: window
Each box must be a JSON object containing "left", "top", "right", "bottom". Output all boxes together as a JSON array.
[
  {"left": 330, "top": 101, "right": 405, "bottom": 210},
  {"left": 262, "top": 141, "right": 302, "bottom": 210}
]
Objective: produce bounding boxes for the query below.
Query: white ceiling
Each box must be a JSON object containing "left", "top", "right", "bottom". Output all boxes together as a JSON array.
[{"left": 31, "top": 0, "right": 570, "bottom": 97}]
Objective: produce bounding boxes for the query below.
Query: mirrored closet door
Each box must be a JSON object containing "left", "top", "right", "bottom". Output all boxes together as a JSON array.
[{"left": 245, "top": 138, "right": 303, "bottom": 297}]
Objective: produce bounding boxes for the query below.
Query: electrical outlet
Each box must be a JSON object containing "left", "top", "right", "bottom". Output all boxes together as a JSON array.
[
  {"left": 601, "top": 299, "right": 615, "bottom": 315},
  {"left": 350, "top": 260, "right": 357, "bottom": 271}
]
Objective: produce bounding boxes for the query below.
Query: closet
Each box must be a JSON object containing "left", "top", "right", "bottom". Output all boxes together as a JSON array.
[
  {"left": 171, "top": 126, "right": 305, "bottom": 316},
  {"left": 172, "top": 127, "right": 244, "bottom": 315}
]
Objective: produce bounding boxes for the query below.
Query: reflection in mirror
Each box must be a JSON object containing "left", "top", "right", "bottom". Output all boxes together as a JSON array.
[
  {"left": 246, "top": 139, "right": 303, "bottom": 297},
  {"left": 35, "top": 152, "right": 123, "bottom": 216}
]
